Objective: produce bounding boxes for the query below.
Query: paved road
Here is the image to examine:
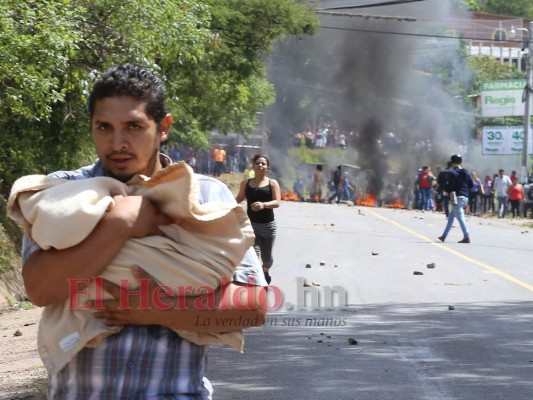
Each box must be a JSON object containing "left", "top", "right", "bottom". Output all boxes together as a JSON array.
[{"left": 208, "top": 202, "right": 533, "bottom": 400}]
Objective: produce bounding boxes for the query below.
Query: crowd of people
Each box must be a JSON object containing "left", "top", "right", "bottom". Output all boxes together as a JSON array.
[
  {"left": 163, "top": 139, "right": 533, "bottom": 221},
  {"left": 162, "top": 142, "right": 257, "bottom": 177},
  {"left": 292, "top": 121, "right": 448, "bottom": 159},
  {"left": 290, "top": 164, "right": 356, "bottom": 204},
  {"left": 293, "top": 122, "right": 348, "bottom": 149},
  {"left": 161, "top": 127, "right": 533, "bottom": 222},
  {"left": 413, "top": 163, "right": 533, "bottom": 219}
]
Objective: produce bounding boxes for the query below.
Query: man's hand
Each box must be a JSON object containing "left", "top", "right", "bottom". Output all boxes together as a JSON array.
[
  {"left": 23, "top": 197, "right": 170, "bottom": 307},
  {"left": 92, "top": 266, "right": 268, "bottom": 332},
  {"left": 92, "top": 266, "right": 172, "bottom": 327},
  {"left": 106, "top": 194, "right": 171, "bottom": 238}
]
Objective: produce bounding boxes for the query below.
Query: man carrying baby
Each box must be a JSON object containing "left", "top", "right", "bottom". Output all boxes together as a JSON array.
[{"left": 21, "top": 63, "right": 267, "bottom": 399}]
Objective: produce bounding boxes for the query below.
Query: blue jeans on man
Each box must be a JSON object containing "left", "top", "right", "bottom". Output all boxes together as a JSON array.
[
  {"left": 440, "top": 196, "right": 469, "bottom": 242},
  {"left": 420, "top": 187, "right": 432, "bottom": 211},
  {"left": 497, "top": 195, "right": 508, "bottom": 218}
]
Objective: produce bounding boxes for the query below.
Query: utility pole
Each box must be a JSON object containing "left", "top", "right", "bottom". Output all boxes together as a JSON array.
[{"left": 512, "top": 22, "right": 533, "bottom": 183}]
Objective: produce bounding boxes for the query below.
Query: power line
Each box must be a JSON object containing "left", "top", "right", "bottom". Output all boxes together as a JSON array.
[
  {"left": 316, "top": 10, "right": 417, "bottom": 22},
  {"left": 317, "top": 0, "right": 426, "bottom": 11},
  {"left": 319, "top": 24, "right": 526, "bottom": 44}
]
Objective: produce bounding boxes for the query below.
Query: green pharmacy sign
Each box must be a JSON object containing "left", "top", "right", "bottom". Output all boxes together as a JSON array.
[{"left": 480, "top": 80, "right": 531, "bottom": 117}]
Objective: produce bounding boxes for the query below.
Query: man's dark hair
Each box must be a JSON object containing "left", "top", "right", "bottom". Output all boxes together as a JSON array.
[
  {"left": 450, "top": 154, "right": 462, "bottom": 164},
  {"left": 88, "top": 63, "right": 167, "bottom": 124}
]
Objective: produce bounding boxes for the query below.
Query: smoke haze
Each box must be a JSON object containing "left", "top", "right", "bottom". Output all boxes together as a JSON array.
[{"left": 266, "top": 0, "right": 502, "bottom": 196}]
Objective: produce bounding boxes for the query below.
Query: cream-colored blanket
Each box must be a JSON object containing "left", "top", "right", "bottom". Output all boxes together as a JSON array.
[{"left": 7, "top": 161, "right": 255, "bottom": 375}]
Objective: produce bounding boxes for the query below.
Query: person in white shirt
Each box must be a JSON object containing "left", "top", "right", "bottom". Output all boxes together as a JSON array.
[{"left": 493, "top": 169, "right": 512, "bottom": 218}]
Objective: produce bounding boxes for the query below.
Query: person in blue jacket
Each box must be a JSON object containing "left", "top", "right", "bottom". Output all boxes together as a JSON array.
[{"left": 438, "top": 154, "right": 474, "bottom": 243}]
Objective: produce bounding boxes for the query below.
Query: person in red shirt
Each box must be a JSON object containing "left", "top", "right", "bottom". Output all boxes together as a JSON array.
[
  {"left": 509, "top": 179, "right": 524, "bottom": 218},
  {"left": 418, "top": 166, "right": 434, "bottom": 211}
]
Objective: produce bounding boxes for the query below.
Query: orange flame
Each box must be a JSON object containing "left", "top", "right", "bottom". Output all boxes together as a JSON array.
[
  {"left": 357, "top": 193, "right": 377, "bottom": 207},
  {"left": 385, "top": 198, "right": 406, "bottom": 209},
  {"left": 281, "top": 189, "right": 300, "bottom": 201}
]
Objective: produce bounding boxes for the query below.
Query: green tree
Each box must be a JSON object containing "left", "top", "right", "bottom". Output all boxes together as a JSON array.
[
  {"left": 484, "top": 0, "right": 533, "bottom": 18},
  {"left": 167, "top": 0, "right": 317, "bottom": 145},
  {"left": 0, "top": 0, "right": 317, "bottom": 199},
  {"left": 452, "top": 0, "right": 482, "bottom": 12},
  {"left": 0, "top": 0, "right": 214, "bottom": 197},
  {"left": 467, "top": 55, "right": 525, "bottom": 92}
]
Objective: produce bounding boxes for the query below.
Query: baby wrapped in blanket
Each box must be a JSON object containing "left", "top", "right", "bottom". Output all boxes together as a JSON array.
[{"left": 7, "top": 161, "right": 255, "bottom": 375}]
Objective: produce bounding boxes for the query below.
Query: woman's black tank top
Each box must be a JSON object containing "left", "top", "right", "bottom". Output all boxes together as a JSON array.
[{"left": 245, "top": 179, "right": 275, "bottom": 223}]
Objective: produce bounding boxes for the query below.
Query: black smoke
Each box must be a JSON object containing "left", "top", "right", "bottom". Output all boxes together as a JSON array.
[{"left": 266, "top": 0, "right": 476, "bottom": 196}]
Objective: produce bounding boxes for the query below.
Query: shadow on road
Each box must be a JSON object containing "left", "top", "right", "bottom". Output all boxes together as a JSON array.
[{"left": 209, "top": 302, "right": 533, "bottom": 400}]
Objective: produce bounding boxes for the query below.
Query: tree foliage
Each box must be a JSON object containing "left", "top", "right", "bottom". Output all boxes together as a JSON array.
[
  {"left": 0, "top": 0, "right": 317, "bottom": 198},
  {"left": 484, "top": 0, "right": 533, "bottom": 19},
  {"left": 453, "top": 0, "right": 533, "bottom": 18},
  {"left": 452, "top": 0, "right": 482, "bottom": 12},
  {"left": 168, "top": 0, "right": 317, "bottom": 143},
  {"left": 467, "top": 55, "right": 525, "bottom": 92}
]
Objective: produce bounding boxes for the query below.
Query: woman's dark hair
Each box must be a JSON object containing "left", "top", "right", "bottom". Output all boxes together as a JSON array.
[
  {"left": 252, "top": 154, "right": 270, "bottom": 167},
  {"left": 88, "top": 63, "right": 167, "bottom": 124}
]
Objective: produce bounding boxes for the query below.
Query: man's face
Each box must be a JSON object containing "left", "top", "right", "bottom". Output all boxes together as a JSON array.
[
  {"left": 91, "top": 96, "right": 171, "bottom": 182},
  {"left": 499, "top": 170, "right": 504, "bottom": 177}
]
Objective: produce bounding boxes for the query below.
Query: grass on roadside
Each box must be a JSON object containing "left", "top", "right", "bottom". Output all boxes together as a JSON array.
[
  {"left": 6, "top": 294, "right": 34, "bottom": 310},
  {"left": 0, "top": 223, "right": 21, "bottom": 274},
  {"left": 216, "top": 172, "right": 245, "bottom": 197},
  {"left": 0, "top": 198, "right": 22, "bottom": 274}
]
